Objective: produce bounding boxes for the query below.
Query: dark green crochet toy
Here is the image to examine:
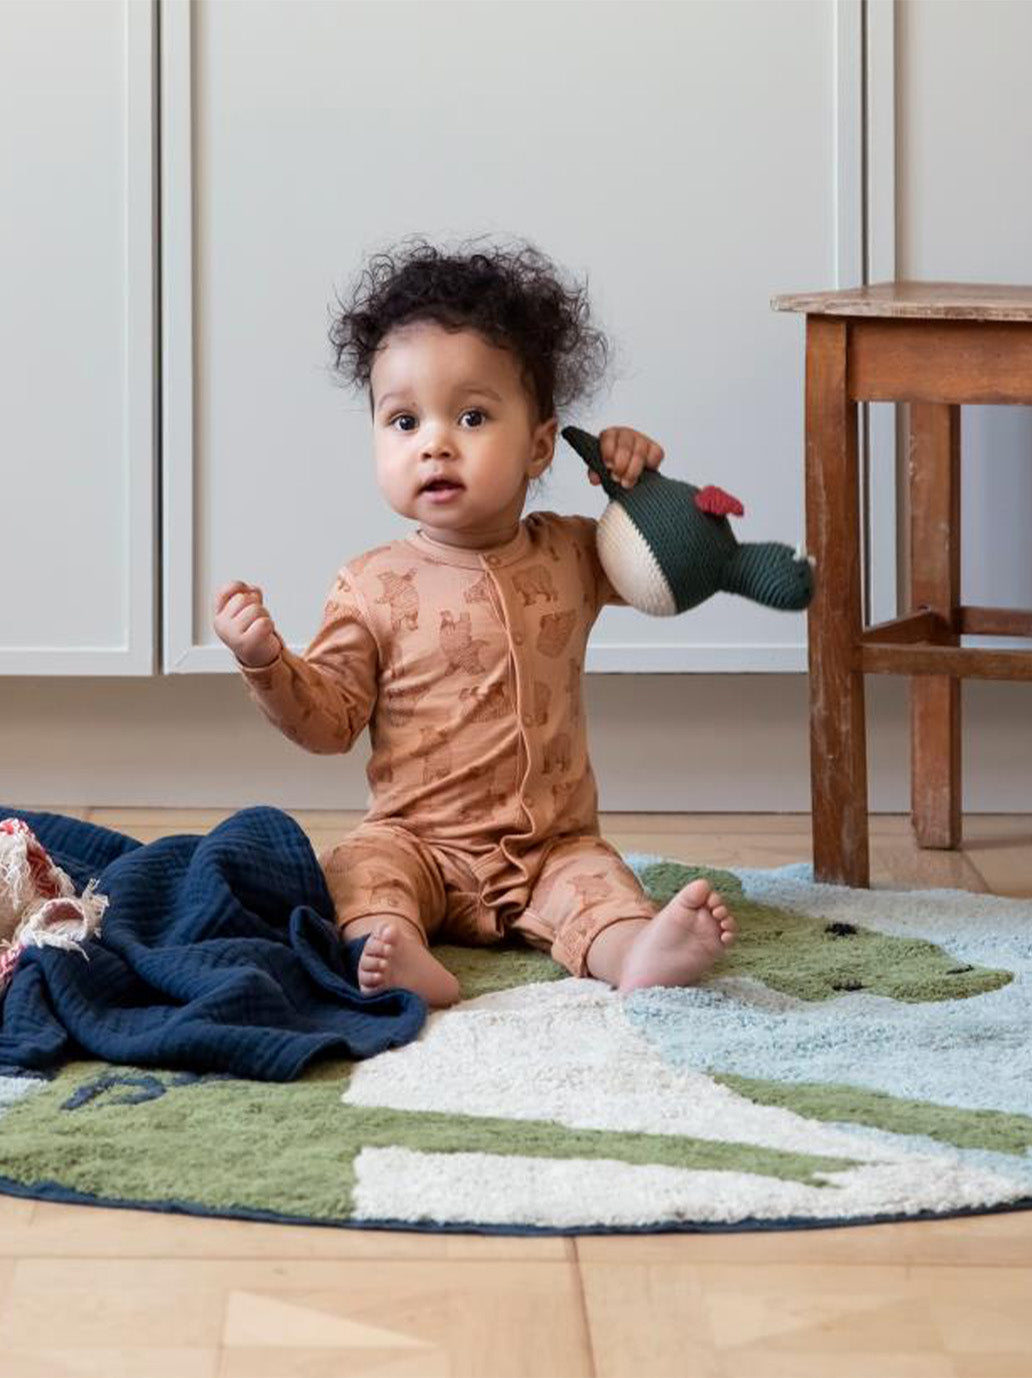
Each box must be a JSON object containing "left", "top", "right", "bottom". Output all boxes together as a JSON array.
[{"left": 561, "top": 426, "right": 815, "bottom": 615}]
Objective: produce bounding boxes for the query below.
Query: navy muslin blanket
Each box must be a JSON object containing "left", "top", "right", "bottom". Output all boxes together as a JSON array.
[{"left": 0, "top": 806, "right": 426, "bottom": 1080}]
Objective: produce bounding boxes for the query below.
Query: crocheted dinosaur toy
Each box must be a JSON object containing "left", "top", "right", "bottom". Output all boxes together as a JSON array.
[{"left": 561, "top": 426, "right": 815, "bottom": 615}]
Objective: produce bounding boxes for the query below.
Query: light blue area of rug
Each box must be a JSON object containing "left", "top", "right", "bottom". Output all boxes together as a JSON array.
[
  {"left": 622, "top": 853, "right": 1032, "bottom": 1117},
  {"left": 618, "top": 854, "right": 1032, "bottom": 1195}
]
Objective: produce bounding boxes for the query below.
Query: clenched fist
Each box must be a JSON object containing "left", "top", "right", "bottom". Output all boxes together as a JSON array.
[{"left": 213, "top": 581, "right": 282, "bottom": 669}]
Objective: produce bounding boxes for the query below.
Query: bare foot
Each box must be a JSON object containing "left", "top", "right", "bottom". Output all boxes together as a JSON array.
[
  {"left": 617, "top": 878, "right": 737, "bottom": 994},
  {"left": 357, "top": 922, "right": 461, "bottom": 1009}
]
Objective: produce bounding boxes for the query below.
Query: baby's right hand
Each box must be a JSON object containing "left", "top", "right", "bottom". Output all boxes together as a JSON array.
[{"left": 213, "top": 581, "right": 282, "bottom": 668}]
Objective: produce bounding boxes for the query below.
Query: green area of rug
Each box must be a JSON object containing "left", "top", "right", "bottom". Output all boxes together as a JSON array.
[
  {"left": 437, "top": 863, "right": 1011, "bottom": 1003},
  {"left": 715, "top": 1072, "right": 1032, "bottom": 1157},
  {"left": 0, "top": 1059, "right": 862, "bottom": 1218},
  {"left": 636, "top": 863, "right": 1011, "bottom": 1002}
]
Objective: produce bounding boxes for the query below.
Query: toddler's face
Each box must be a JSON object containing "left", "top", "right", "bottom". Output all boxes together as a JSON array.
[{"left": 369, "top": 321, "right": 557, "bottom": 548}]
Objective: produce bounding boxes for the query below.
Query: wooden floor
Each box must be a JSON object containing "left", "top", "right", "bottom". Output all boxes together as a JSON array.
[{"left": 2, "top": 809, "right": 1031, "bottom": 1378}]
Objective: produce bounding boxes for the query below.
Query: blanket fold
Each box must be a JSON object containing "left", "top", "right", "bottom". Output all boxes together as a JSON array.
[{"left": 0, "top": 806, "right": 426, "bottom": 1080}]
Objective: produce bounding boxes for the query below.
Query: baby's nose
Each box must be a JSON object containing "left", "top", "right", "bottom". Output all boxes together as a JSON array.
[{"left": 421, "top": 429, "right": 453, "bottom": 455}]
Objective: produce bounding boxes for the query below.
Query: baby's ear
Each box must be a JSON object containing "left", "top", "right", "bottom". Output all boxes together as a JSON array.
[{"left": 535, "top": 415, "right": 558, "bottom": 462}]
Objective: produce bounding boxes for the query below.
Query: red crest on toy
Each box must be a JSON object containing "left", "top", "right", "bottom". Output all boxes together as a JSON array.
[{"left": 694, "top": 485, "right": 745, "bottom": 518}]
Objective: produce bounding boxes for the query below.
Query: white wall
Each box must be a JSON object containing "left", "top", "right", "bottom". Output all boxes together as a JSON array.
[
  {"left": 2, "top": 673, "right": 1029, "bottom": 812},
  {"left": 2, "top": 0, "right": 1030, "bottom": 815},
  {"left": 898, "top": 0, "right": 1032, "bottom": 623}
]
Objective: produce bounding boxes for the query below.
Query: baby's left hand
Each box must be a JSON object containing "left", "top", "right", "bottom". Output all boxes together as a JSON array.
[{"left": 590, "top": 427, "right": 665, "bottom": 489}]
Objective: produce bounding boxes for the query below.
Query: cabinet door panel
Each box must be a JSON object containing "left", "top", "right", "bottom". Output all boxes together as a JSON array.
[
  {"left": 165, "top": 0, "right": 865, "bottom": 674},
  {"left": 0, "top": 0, "right": 157, "bottom": 674}
]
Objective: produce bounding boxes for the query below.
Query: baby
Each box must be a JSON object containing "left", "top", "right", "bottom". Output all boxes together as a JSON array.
[{"left": 213, "top": 237, "right": 736, "bottom": 1008}]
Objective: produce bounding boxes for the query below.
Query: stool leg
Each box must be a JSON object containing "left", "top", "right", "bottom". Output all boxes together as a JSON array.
[
  {"left": 805, "top": 317, "right": 869, "bottom": 886},
  {"left": 909, "top": 402, "right": 962, "bottom": 848}
]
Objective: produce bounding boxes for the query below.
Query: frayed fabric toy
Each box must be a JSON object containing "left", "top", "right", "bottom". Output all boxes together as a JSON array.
[
  {"left": 562, "top": 426, "right": 816, "bottom": 615},
  {"left": 0, "top": 818, "right": 108, "bottom": 995}
]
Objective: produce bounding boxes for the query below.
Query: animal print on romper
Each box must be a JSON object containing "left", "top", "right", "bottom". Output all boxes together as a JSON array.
[
  {"left": 566, "top": 658, "right": 581, "bottom": 721},
  {"left": 415, "top": 726, "right": 451, "bottom": 784},
  {"left": 529, "top": 679, "right": 550, "bottom": 726},
  {"left": 543, "top": 731, "right": 571, "bottom": 775},
  {"left": 463, "top": 573, "right": 493, "bottom": 603},
  {"left": 322, "top": 570, "right": 363, "bottom": 620},
  {"left": 453, "top": 792, "right": 483, "bottom": 824},
  {"left": 452, "top": 758, "right": 507, "bottom": 822},
  {"left": 567, "top": 540, "right": 587, "bottom": 602},
  {"left": 551, "top": 777, "right": 579, "bottom": 811},
  {"left": 323, "top": 595, "right": 363, "bottom": 620},
  {"left": 569, "top": 870, "right": 615, "bottom": 907},
  {"left": 528, "top": 860, "right": 568, "bottom": 910},
  {"left": 512, "top": 564, "right": 558, "bottom": 607},
  {"left": 537, "top": 609, "right": 577, "bottom": 657},
  {"left": 374, "top": 568, "right": 420, "bottom": 631},
  {"left": 459, "top": 680, "right": 510, "bottom": 721},
  {"left": 439, "top": 610, "right": 489, "bottom": 674},
  {"left": 367, "top": 869, "right": 409, "bottom": 912},
  {"left": 379, "top": 678, "right": 432, "bottom": 727},
  {"left": 485, "top": 758, "right": 518, "bottom": 812}
]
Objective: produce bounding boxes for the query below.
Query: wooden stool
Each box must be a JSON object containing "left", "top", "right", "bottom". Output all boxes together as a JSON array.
[{"left": 772, "top": 281, "right": 1032, "bottom": 887}]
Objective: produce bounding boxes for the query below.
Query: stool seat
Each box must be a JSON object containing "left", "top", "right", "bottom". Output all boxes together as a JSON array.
[
  {"left": 773, "top": 280, "right": 1032, "bottom": 887},
  {"left": 773, "top": 280, "right": 1032, "bottom": 321}
]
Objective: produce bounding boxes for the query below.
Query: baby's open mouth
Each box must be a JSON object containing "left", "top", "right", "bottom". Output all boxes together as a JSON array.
[{"left": 422, "top": 479, "right": 463, "bottom": 492}]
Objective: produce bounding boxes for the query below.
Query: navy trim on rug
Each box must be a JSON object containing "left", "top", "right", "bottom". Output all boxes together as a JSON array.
[{"left": 2, "top": 1173, "right": 1030, "bottom": 1237}]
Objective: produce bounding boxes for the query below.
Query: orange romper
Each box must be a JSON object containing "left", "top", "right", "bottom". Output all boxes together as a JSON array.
[{"left": 237, "top": 510, "right": 658, "bottom": 976}]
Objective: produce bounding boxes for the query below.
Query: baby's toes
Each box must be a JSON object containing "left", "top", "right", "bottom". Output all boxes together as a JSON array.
[
  {"left": 359, "top": 960, "right": 384, "bottom": 988},
  {"left": 681, "top": 878, "right": 712, "bottom": 909},
  {"left": 365, "top": 924, "right": 395, "bottom": 959}
]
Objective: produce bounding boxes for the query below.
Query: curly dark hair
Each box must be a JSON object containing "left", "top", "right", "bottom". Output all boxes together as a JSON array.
[{"left": 327, "top": 233, "right": 614, "bottom": 427}]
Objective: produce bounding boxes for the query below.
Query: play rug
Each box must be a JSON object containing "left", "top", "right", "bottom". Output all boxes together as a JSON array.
[{"left": 1, "top": 856, "right": 1031, "bottom": 1235}]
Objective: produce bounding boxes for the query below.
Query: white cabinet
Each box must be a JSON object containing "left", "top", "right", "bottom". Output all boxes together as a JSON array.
[
  {"left": 0, "top": 0, "right": 158, "bottom": 674},
  {"left": 162, "top": 0, "right": 883, "bottom": 675},
  {"left": 1, "top": 0, "right": 892, "bottom": 676}
]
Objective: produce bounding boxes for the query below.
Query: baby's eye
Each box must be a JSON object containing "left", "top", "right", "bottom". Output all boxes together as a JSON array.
[{"left": 388, "top": 410, "right": 486, "bottom": 432}]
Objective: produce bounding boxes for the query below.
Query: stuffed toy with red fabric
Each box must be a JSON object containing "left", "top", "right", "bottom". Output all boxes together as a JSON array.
[{"left": 562, "top": 425, "right": 815, "bottom": 615}]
